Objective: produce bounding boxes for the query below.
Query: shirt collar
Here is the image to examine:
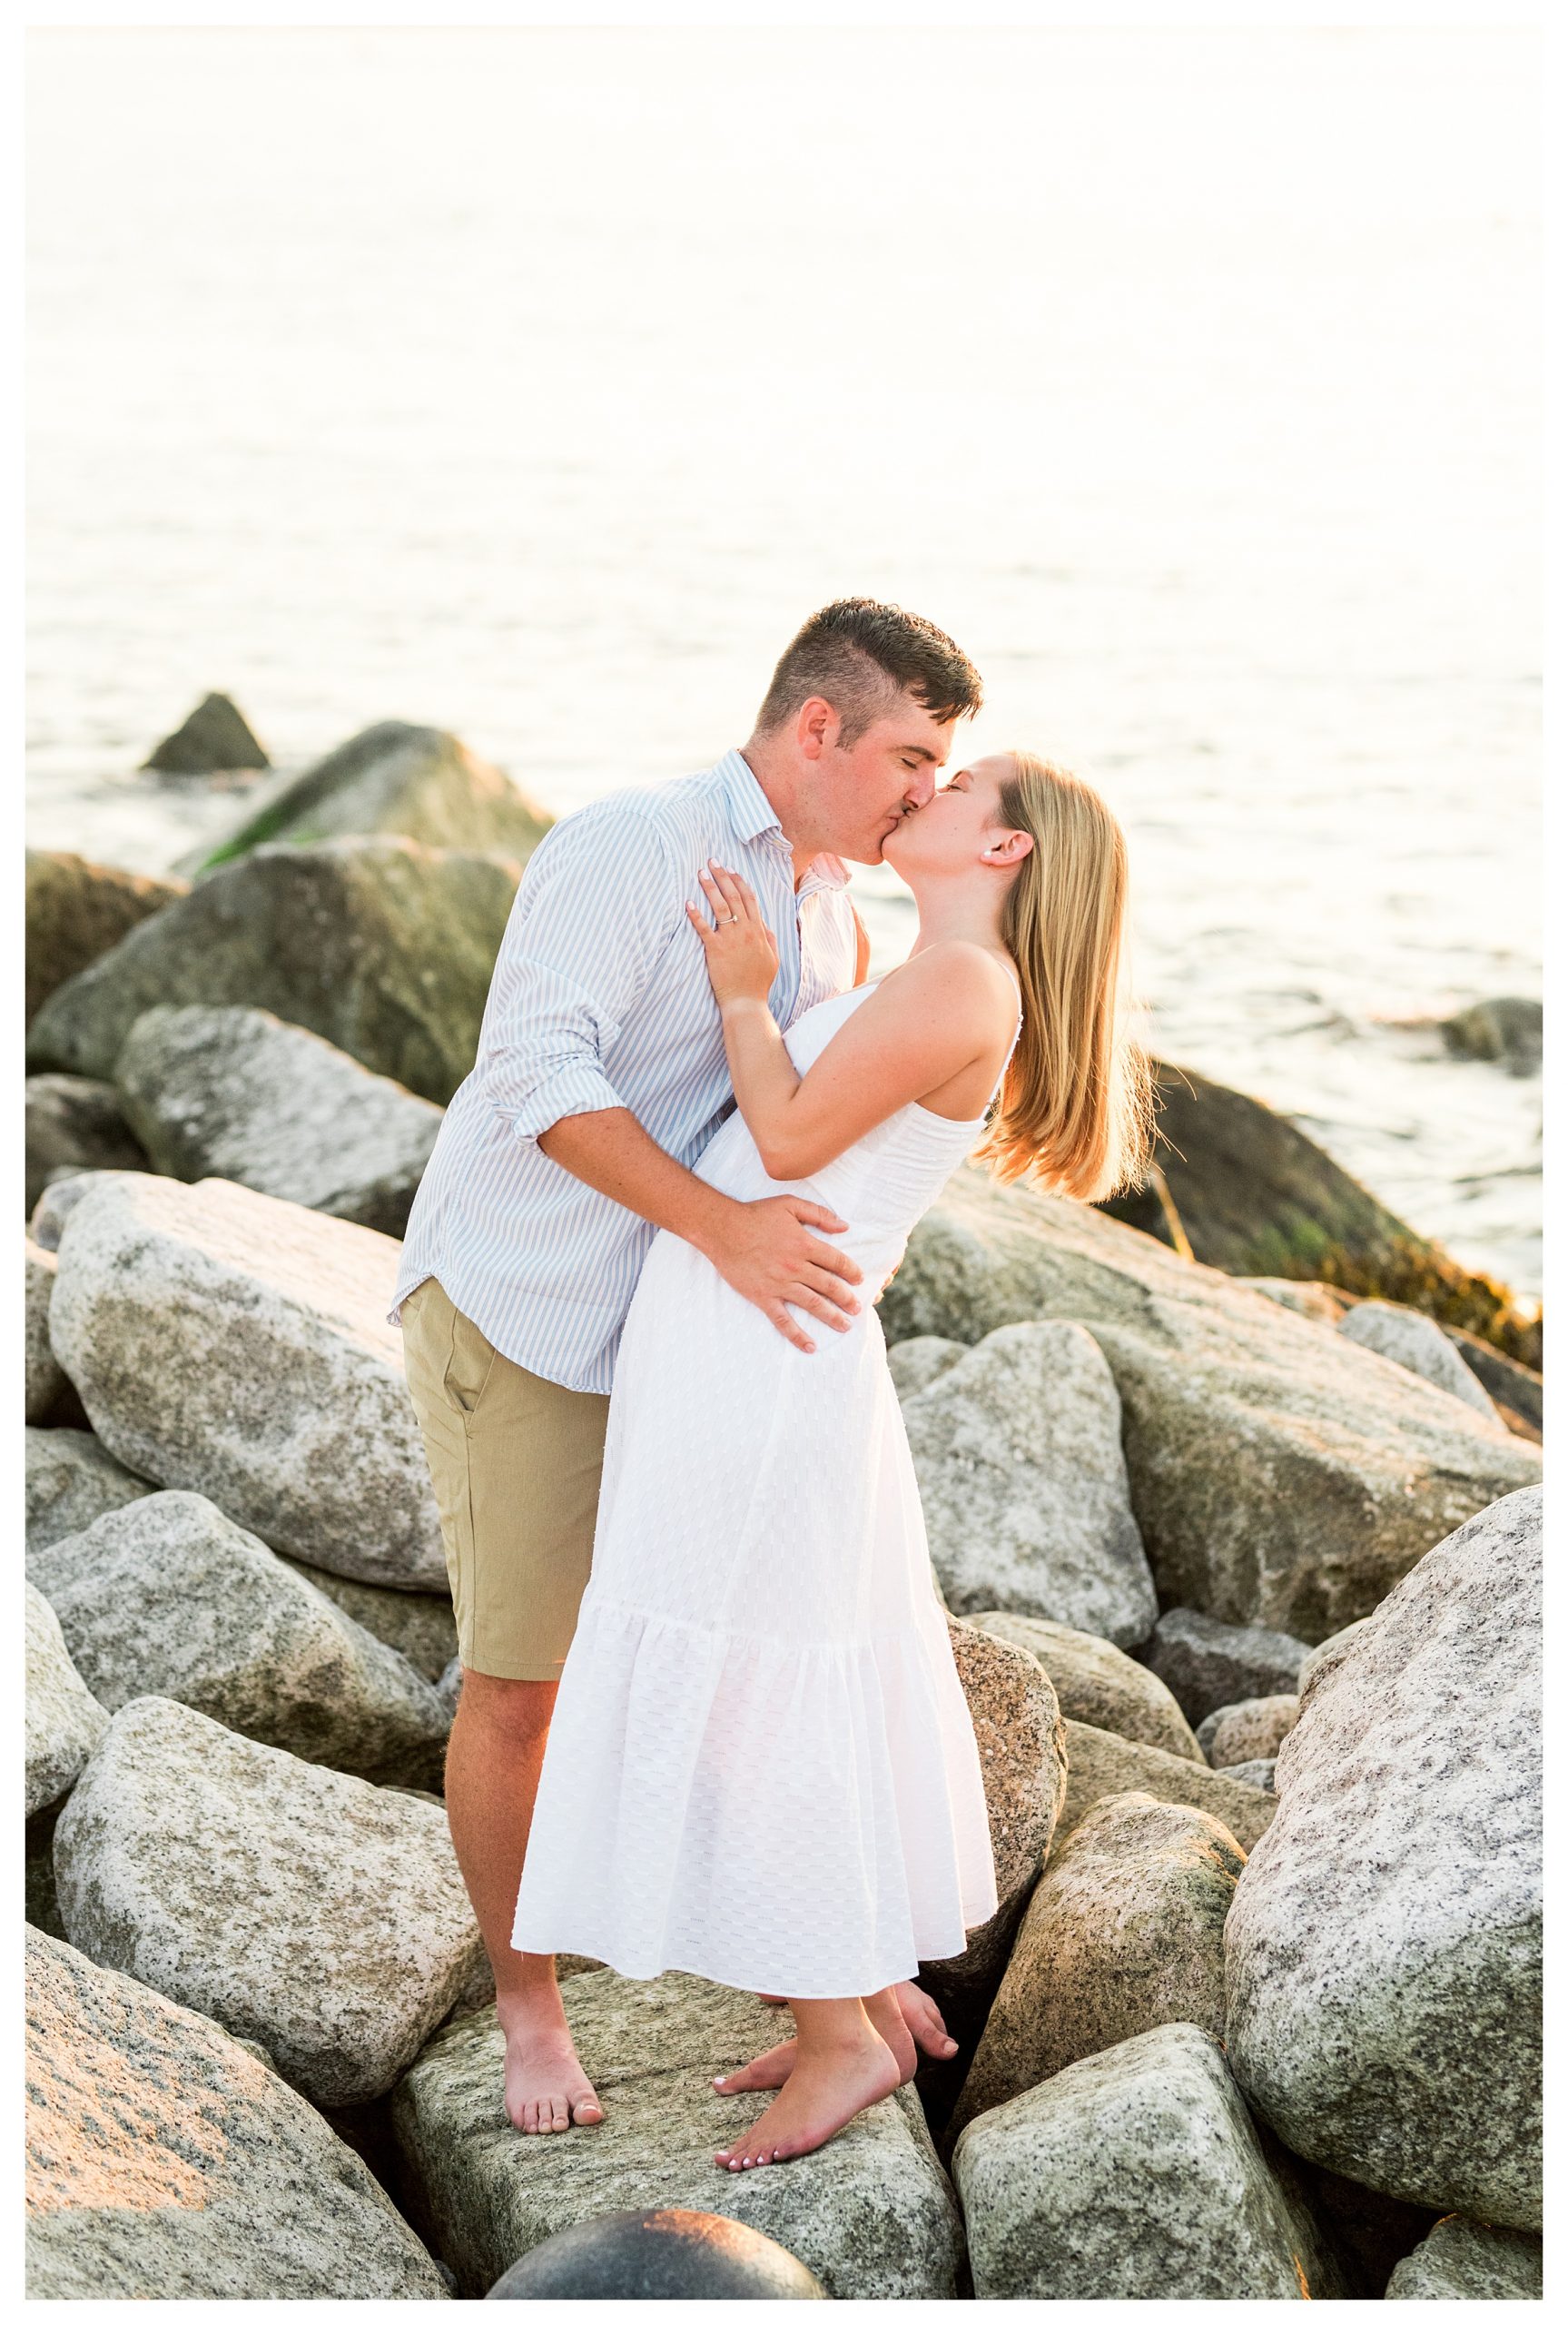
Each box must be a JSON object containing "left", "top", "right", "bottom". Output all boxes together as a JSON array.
[
  {"left": 718, "top": 747, "right": 784, "bottom": 847},
  {"left": 717, "top": 747, "right": 850, "bottom": 891}
]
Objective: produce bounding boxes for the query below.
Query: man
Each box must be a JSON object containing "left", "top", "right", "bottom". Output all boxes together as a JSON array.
[{"left": 391, "top": 598, "right": 983, "bottom": 2132}]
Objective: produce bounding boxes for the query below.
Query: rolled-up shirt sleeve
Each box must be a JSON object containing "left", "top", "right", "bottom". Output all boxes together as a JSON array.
[{"left": 478, "top": 801, "right": 682, "bottom": 1142}]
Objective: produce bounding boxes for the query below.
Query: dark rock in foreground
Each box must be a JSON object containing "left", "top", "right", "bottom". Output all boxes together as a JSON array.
[
  {"left": 26, "top": 836, "right": 522, "bottom": 1105},
  {"left": 25, "top": 1928, "right": 447, "bottom": 2299},
  {"left": 486, "top": 2208, "right": 828, "bottom": 2300}
]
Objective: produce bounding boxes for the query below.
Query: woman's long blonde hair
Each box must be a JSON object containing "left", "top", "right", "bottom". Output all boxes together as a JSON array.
[{"left": 975, "top": 751, "right": 1156, "bottom": 1202}]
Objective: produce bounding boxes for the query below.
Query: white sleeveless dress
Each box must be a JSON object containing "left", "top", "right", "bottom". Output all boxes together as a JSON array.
[{"left": 510, "top": 981, "right": 1009, "bottom": 1999}]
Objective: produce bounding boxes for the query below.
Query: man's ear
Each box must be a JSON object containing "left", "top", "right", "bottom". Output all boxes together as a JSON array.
[
  {"left": 795, "top": 696, "right": 840, "bottom": 761},
  {"left": 981, "top": 827, "right": 1033, "bottom": 867}
]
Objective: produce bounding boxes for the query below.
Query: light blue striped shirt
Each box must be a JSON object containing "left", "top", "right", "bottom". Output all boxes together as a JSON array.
[{"left": 390, "top": 749, "right": 861, "bottom": 1392}]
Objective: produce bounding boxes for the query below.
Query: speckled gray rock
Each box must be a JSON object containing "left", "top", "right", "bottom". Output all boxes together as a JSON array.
[
  {"left": 25, "top": 1583, "right": 109, "bottom": 1818},
  {"left": 1236, "top": 1277, "right": 1348, "bottom": 1323},
  {"left": 1295, "top": 1615, "right": 1377, "bottom": 1705},
  {"left": 25, "top": 1427, "right": 154, "bottom": 1552},
  {"left": 885, "top": 1334, "right": 967, "bottom": 1398},
  {"left": 900, "top": 1321, "right": 1157, "bottom": 1647},
  {"left": 1386, "top": 2214, "right": 1543, "bottom": 2300},
  {"left": 26, "top": 835, "right": 523, "bottom": 1105},
  {"left": 1197, "top": 1696, "right": 1299, "bottom": 1769},
  {"left": 1143, "top": 1606, "right": 1312, "bottom": 1726},
  {"left": 1058, "top": 1718, "right": 1277, "bottom": 1851},
  {"left": 1337, "top": 1299, "right": 1504, "bottom": 1427},
  {"left": 29, "top": 1168, "right": 132, "bottom": 1252},
  {"left": 25, "top": 1239, "right": 74, "bottom": 1423},
  {"left": 55, "top": 1696, "right": 485, "bottom": 2106},
  {"left": 922, "top": 1619, "right": 1068, "bottom": 2010},
  {"left": 1224, "top": 1759, "right": 1277, "bottom": 1792},
  {"left": 116, "top": 1004, "right": 443, "bottom": 1237},
  {"left": 25, "top": 1928, "right": 448, "bottom": 2300},
  {"left": 879, "top": 1168, "right": 1539, "bottom": 1640},
  {"left": 966, "top": 1609, "right": 1201, "bottom": 1760},
  {"left": 279, "top": 1555, "right": 457, "bottom": 1684},
  {"left": 952, "top": 2021, "right": 1341, "bottom": 2299},
  {"left": 47, "top": 1172, "right": 445, "bottom": 1588},
  {"left": 1226, "top": 1485, "right": 1542, "bottom": 2228},
  {"left": 951, "top": 1794, "right": 1245, "bottom": 2142},
  {"left": 30, "top": 1492, "right": 449, "bottom": 1785},
  {"left": 25, "top": 1073, "right": 147, "bottom": 1216},
  {"left": 392, "top": 1969, "right": 963, "bottom": 2299}
]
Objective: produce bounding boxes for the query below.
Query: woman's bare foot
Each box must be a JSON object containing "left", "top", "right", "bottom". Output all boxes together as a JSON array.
[
  {"left": 715, "top": 1989, "right": 916, "bottom": 2099},
  {"left": 497, "top": 1993, "right": 604, "bottom": 2134},
  {"left": 714, "top": 2026, "right": 901, "bottom": 2169},
  {"left": 754, "top": 1983, "right": 951, "bottom": 2060},
  {"left": 892, "top": 1979, "right": 958, "bottom": 2062}
]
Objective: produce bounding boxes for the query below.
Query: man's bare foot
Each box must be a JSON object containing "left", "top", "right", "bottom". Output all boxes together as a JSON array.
[
  {"left": 715, "top": 1990, "right": 916, "bottom": 2097},
  {"left": 892, "top": 1980, "right": 958, "bottom": 2062},
  {"left": 714, "top": 2030, "right": 901, "bottom": 2169},
  {"left": 498, "top": 1993, "right": 604, "bottom": 2134}
]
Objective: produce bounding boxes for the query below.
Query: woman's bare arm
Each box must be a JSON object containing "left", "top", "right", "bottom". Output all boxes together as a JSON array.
[{"left": 688, "top": 864, "right": 1012, "bottom": 1181}]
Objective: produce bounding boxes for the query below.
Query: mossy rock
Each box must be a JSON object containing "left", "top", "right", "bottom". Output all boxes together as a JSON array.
[
  {"left": 1096, "top": 1057, "right": 1540, "bottom": 1367},
  {"left": 189, "top": 721, "right": 551, "bottom": 876}
]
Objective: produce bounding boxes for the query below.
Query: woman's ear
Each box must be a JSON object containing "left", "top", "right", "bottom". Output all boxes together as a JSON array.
[{"left": 981, "top": 827, "right": 1033, "bottom": 867}]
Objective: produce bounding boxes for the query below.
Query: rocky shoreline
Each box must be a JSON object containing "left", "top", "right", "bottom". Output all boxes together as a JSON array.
[{"left": 24, "top": 720, "right": 1543, "bottom": 2300}]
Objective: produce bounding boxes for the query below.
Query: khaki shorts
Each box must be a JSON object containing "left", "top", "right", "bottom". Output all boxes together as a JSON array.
[{"left": 400, "top": 1276, "right": 610, "bottom": 1682}]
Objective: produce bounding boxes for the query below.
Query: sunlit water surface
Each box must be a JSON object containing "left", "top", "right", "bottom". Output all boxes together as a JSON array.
[{"left": 26, "top": 27, "right": 1541, "bottom": 1295}]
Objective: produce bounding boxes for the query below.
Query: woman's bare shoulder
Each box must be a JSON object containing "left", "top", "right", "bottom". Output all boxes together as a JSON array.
[{"left": 883, "top": 940, "right": 1017, "bottom": 1016}]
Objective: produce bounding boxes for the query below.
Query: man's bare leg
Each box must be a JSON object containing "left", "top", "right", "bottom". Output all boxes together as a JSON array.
[{"left": 442, "top": 1670, "right": 602, "bottom": 2134}]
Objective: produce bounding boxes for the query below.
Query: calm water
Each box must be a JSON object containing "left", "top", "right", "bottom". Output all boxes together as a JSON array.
[{"left": 25, "top": 27, "right": 1541, "bottom": 1296}]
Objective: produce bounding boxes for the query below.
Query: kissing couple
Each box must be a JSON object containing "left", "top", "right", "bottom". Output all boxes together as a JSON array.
[{"left": 390, "top": 598, "right": 1151, "bottom": 2170}]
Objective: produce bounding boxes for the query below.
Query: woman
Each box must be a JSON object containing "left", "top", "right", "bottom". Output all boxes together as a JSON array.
[{"left": 510, "top": 749, "right": 1154, "bottom": 2168}]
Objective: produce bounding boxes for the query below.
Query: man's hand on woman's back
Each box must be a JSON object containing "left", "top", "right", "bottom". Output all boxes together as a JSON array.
[{"left": 695, "top": 1194, "right": 863, "bottom": 1356}]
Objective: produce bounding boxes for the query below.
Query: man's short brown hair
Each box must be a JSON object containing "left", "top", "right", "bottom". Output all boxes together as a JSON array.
[{"left": 754, "top": 599, "right": 983, "bottom": 747}]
